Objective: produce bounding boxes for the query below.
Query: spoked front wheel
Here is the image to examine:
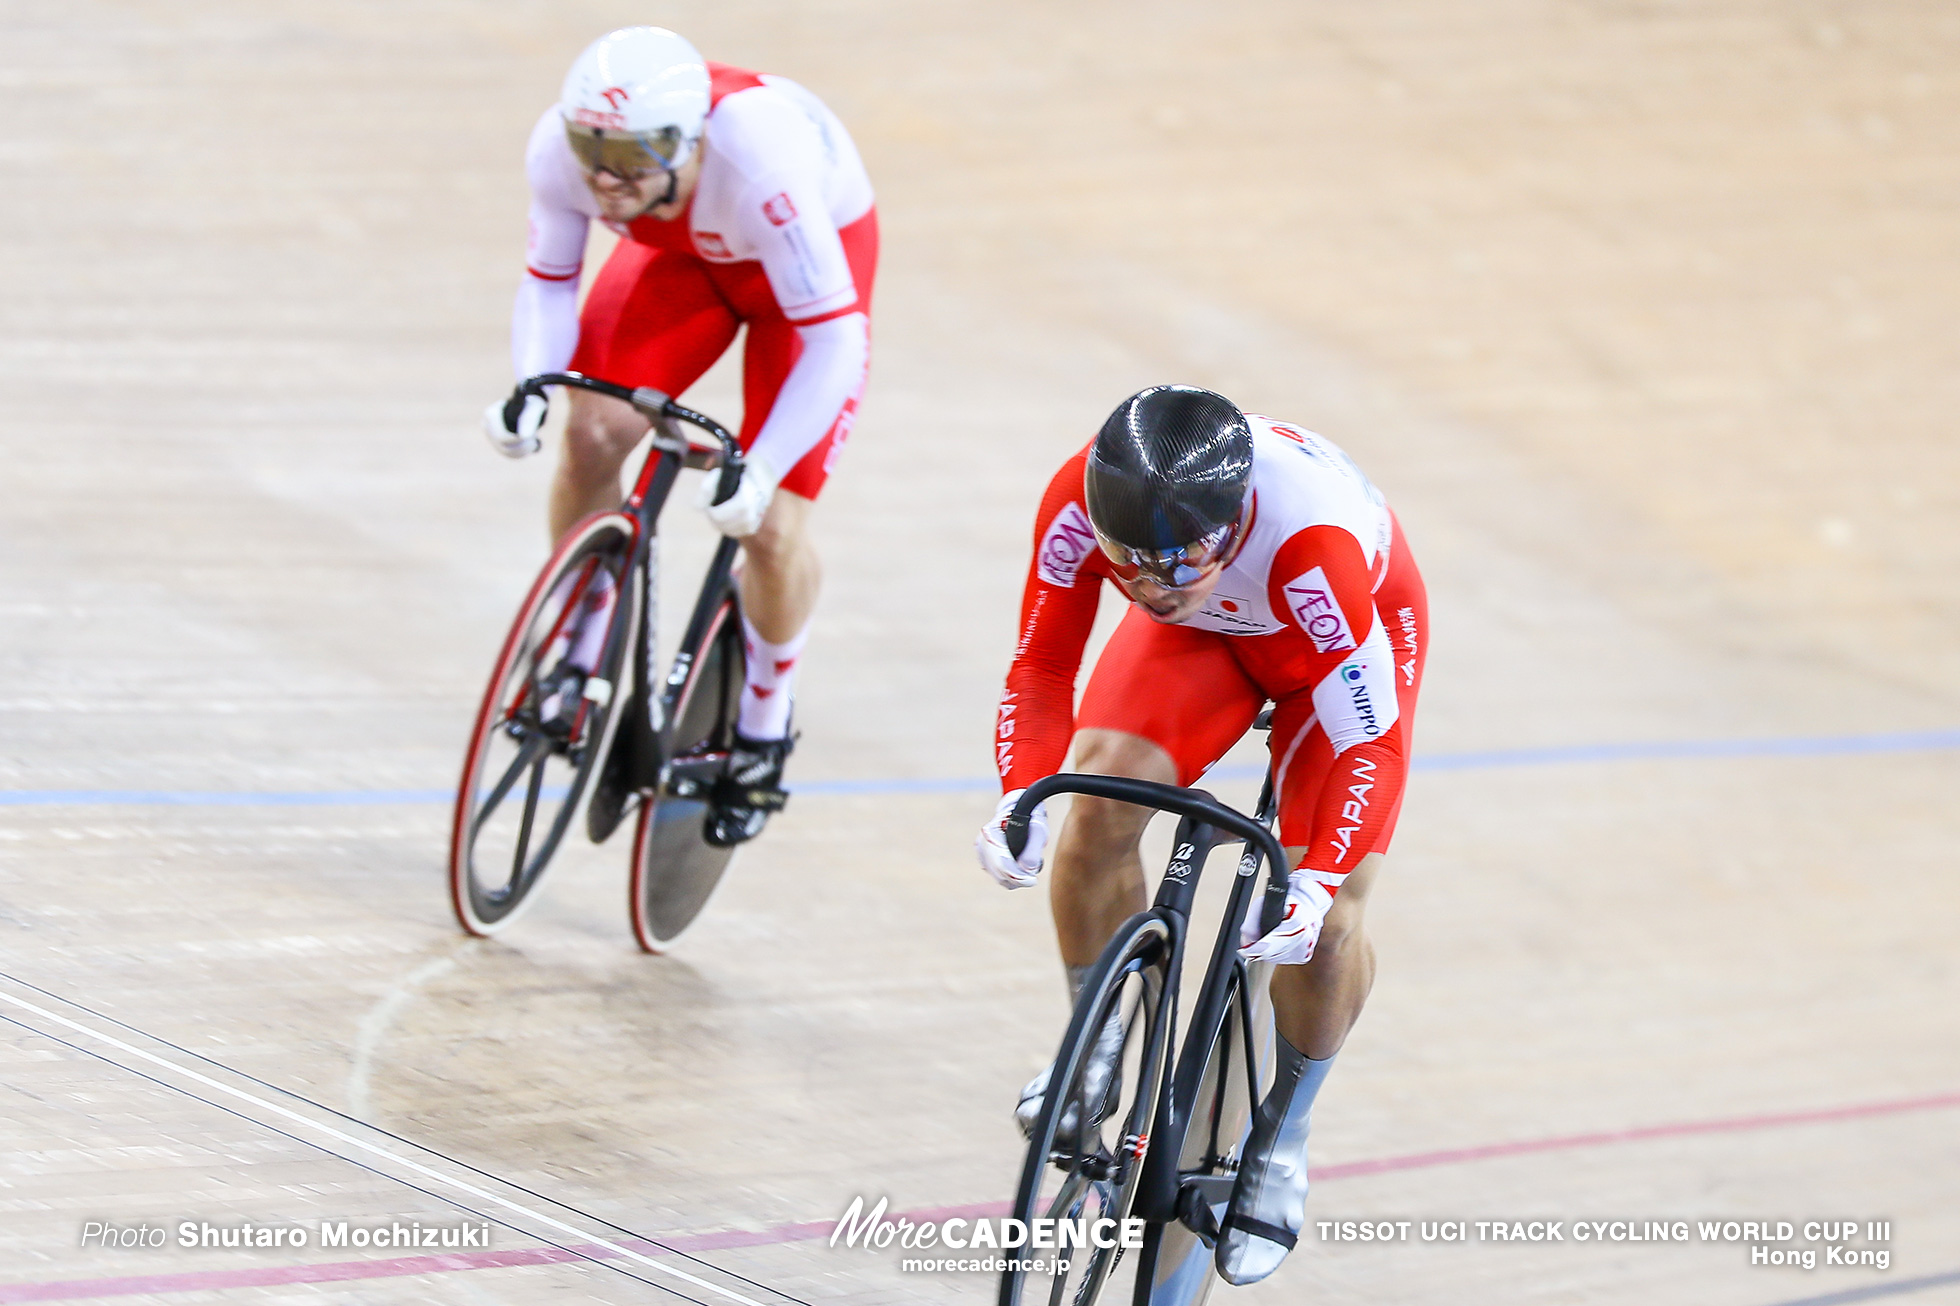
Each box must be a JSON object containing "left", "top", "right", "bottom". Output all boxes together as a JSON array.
[
  {"left": 450, "top": 513, "right": 640, "bottom": 935},
  {"left": 1001, "top": 913, "right": 1175, "bottom": 1306},
  {"left": 627, "top": 593, "right": 746, "bottom": 953}
]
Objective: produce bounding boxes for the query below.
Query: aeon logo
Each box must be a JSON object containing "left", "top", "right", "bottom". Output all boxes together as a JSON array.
[
  {"left": 1282, "top": 566, "right": 1356, "bottom": 652},
  {"left": 1036, "top": 502, "right": 1097, "bottom": 588}
]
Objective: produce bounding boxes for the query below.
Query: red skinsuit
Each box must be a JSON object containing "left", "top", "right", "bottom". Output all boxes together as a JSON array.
[
  {"left": 515, "top": 64, "right": 877, "bottom": 499},
  {"left": 997, "top": 418, "right": 1429, "bottom": 895}
]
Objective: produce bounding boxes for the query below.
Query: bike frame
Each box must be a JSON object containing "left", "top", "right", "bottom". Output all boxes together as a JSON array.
[
  {"left": 1132, "top": 806, "right": 1273, "bottom": 1227},
  {"left": 512, "top": 371, "right": 745, "bottom": 793},
  {"left": 1007, "top": 774, "right": 1289, "bottom": 1296}
]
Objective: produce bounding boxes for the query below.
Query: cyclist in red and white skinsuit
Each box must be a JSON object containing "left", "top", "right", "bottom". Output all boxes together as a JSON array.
[
  {"left": 487, "top": 27, "right": 875, "bottom": 840},
  {"left": 975, "top": 386, "right": 1428, "bottom": 1285}
]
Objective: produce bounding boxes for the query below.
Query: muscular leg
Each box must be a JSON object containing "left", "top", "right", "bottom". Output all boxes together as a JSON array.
[
  {"left": 549, "top": 390, "right": 649, "bottom": 542},
  {"left": 551, "top": 383, "right": 823, "bottom": 630},
  {"left": 1047, "top": 728, "right": 1179, "bottom": 969},
  {"left": 736, "top": 488, "right": 820, "bottom": 642},
  {"left": 1215, "top": 849, "right": 1385, "bottom": 1284},
  {"left": 1268, "top": 850, "right": 1384, "bottom": 1059}
]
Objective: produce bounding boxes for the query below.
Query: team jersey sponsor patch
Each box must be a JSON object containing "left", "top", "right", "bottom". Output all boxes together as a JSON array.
[
  {"left": 1336, "top": 659, "right": 1384, "bottom": 738},
  {"left": 1198, "top": 591, "right": 1271, "bottom": 633},
  {"left": 1281, "top": 566, "right": 1357, "bottom": 652},
  {"left": 1035, "top": 501, "right": 1098, "bottom": 588},
  {"left": 762, "top": 192, "right": 799, "bottom": 226}
]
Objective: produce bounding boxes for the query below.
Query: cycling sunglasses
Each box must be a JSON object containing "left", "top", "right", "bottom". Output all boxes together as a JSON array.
[
  {"left": 1095, "top": 519, "right": 1241, "bottom": 590},
  {"left": 563, "top": 122, "right": 689, "bottom": 180}
]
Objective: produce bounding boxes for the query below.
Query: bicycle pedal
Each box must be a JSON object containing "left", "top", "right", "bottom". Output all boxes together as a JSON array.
[
  {"left": 1178, "top": 1175, "right": 1233, "bottom": 1247},
  {"left": 710, "top": 777, "right": 789, "bottom": 813}
]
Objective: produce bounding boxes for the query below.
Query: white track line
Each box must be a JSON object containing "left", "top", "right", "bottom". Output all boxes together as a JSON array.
[
  {"left": 0, "top": 987, "right": 765, "bottom": 1306},
  {"left": 348, "top": 950, "right": 459, "bottom": 1118}
]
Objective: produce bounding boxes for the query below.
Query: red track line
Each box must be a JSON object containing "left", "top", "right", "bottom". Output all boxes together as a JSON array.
[
  {"left": 1311, "top": 1089, "right": 1960, "bottom": 1181},
  {"left": 0, "top": 1249, "right": 588, "bottom": 1303},
  {"left": 3, "top": 1090, "right": 1954, "bottom": 1302}
]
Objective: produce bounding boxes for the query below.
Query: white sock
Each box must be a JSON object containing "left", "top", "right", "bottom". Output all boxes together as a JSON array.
[
  {"left": 550, "top": 567, "right": 616, "bottom": 674},
  {"left": 736, "top": 614, "right": 807, "bottom": 741}
]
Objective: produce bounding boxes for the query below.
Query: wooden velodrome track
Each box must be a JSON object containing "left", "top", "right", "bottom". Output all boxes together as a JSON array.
[{"left": 2, "top": 1, "right": 1955, "bottom": 1302}]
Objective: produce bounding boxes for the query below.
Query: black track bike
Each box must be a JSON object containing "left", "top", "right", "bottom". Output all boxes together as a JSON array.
[
  {"left": 449, "top": 372, "right": 767, "bottom": 952},
  {"left": 998, "top": 757, "right": 1291, "bottom": 1306}
]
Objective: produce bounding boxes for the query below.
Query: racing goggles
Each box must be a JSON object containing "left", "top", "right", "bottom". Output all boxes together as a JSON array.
[
  {"left": 1095, "top": 518, "right": 1241, "bottom": 590},
  {"left": 563, "top": 121, "right": 690, "bottom": 179}
]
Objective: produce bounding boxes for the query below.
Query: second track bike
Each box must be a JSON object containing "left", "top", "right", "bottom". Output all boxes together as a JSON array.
[{"left": 449, "top": 371, "right": 772, "bottom": 953}]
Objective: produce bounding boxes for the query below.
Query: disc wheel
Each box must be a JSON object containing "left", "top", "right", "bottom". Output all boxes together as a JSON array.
[
  {"left": 1001, "top": 914, "right": 1175, "bottom": 1306},
  {"left": 627, "top": 594, "right": 746, "bottom": 953},
  {"left": 1145, "top": 959, "right": 1273, "bottom": 1306},
  {"left": 450, "top": 513, "right": 639, "bottom": 936}
]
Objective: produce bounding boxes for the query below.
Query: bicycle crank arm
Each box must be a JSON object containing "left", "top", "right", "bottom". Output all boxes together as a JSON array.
[
  {"left": 1176, "top": 1175, "right": 1233, "bottom": 1247},
  {"left": 662, "top": 753, "right": 731, "bottom": 797}
]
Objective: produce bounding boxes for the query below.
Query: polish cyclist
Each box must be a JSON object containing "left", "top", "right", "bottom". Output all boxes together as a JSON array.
[
  {"left": 976, "top": 386, "right": 1429, "bottom": 1285},
  {"left": 484, "top": 27, "right": 876, "bottom": 843}
]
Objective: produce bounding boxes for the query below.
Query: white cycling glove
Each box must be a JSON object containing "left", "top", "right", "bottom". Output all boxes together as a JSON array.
[
  {"left": 483, "top": 393, "right": 547, "bottom": 459},
  {"left": 1239, "top": 869, "right": 1336, "bottom": 966},
  {"left": 696, "top": 453, "right": 778, "bottom": 538},
  {"left": 976, "top": 788, "right": 1050, "bottom": 890}
]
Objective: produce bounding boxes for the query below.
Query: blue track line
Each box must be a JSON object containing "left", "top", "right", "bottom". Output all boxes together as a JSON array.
[{"left": 2, "top": 729, "right": 1957, "bottom": 809}]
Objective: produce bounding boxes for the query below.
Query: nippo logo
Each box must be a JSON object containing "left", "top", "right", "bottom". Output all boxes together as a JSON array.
[
  {"left": 762, "top": 192, "right": 799, "bottom": 226},
  {"left": 1035, "top": 502, "right": 1097, "bottom": 588},
  {"left": 1336, "top": 659, "right": 1383, "bottom": 738},
  {"left": 1282, "top": 566, "right": 1357, "bottom": 652},
  {"left": 599, "top": 86, "right": 631, "bottom": 109}
]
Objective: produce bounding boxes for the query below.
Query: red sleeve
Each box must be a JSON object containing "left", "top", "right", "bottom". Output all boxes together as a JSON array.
[
  {"left": 1267, "top": 525, "right": 1406, "bottom": 884},
  {"left": 1265, "top": 524, "right": 1376, "bottom": 666},
  {"left": 997, "top": 449, "right": 1110, "bottom": 792}
]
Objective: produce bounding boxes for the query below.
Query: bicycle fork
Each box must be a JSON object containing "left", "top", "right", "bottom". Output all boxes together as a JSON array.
[{"left": 1131, "top": 819, "right": 1278, "bottom": 1304}]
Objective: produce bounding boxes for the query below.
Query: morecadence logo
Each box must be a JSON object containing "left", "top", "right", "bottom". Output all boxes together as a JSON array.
[{"left": 830, "top": 1196, "right": 1144, "bottom": 1258}]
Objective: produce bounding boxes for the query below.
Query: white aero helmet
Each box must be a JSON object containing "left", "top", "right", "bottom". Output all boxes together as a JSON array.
[{"left": 560, "top": 27, "right": 710, "bottom": 177}]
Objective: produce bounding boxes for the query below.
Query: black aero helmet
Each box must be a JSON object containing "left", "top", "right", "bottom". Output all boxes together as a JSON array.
[{"left": 1085, "top": 385, "right": 1253, "bottom": 586}]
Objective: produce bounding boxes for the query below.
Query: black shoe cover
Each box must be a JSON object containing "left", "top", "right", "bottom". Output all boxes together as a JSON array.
[{"left": 704, "top": 731, "right": 794, "bottom": 848}]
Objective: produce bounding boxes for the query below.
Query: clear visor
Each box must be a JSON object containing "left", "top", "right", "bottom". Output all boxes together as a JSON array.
[
  {"left": 1095, "top": 518, "right": 1241, "bottom": 590},
  {"left": 563, "top": 121, "right": 689, "bottom": 179}
]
